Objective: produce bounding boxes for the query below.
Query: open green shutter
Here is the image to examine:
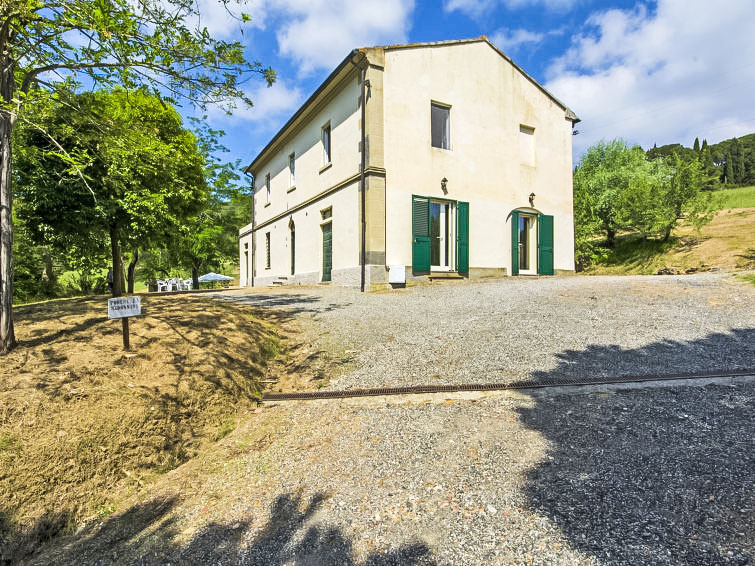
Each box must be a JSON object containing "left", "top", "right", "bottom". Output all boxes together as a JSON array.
[
  {"left": 456, "top": 201, "right": 469, "bottom": 272},
  {"left": 537, "top": 214, "right": 554, "bottom": 275},
  {"left": 511, "top": 211, "right": 519, "bottom": 276},
  {"left": 412, "top": 196, "right": 431, "bottom": 271}
]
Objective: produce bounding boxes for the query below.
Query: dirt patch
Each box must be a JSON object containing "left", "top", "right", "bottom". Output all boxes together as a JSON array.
[{"left": 0, "top": 294, "right": 287, "bottom": 561}]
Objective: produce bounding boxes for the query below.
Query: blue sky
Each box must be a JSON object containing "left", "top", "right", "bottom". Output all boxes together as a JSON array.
[{"left": 195, "top": 0, "right": 755, "bottom": 168}]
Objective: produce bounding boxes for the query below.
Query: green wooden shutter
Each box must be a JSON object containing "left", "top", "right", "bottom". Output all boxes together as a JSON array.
[
  {"left": 456, "top": 201, "right": 469, "bottom": 273},
  {"left": 322, "top": 223, "right": 332, "bottom": 282},
  {"left": 537, "top": 214, "right": 554, "bottom": 275},
  {"left": 511, "top": 211, "right": 519, "bottom": 276},
  {"left": 412, "top": 196, "right": 431, "bottom": 271}
]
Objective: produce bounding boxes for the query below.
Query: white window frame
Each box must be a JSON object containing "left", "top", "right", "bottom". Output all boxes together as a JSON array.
[
  {"left": 288, "top": 152, "right": 295, "bottom": 187},
  {"left": 431, "top": 102, "right": 451, "bottom": 150},
  {"left": 322, "top": 122, "right": 331, "bottom": 165}
]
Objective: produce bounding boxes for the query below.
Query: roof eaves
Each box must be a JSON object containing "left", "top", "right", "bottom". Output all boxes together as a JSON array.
[{"left": 245, "top": 49, "right": 363, "bottom": 174}]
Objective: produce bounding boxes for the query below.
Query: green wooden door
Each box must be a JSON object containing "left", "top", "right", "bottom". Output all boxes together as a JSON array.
[
  {"left": 537, "top": 214, "right": 554, "bottom": 275},
  {"left": 456, "top": 201, "right": 469, "bottom": 273},
  {"left": 412, "top": 195, "right": 431, "bottom": 271},
  {"left": 322, "top": 223, "right": 332, "bottom": 282},
  {"left": 511, "top": 211, "right": 519, "bottom": 276}
]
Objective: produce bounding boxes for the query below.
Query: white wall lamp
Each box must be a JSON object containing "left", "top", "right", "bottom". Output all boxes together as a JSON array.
[{"left": 529, "top": 192, "right": 536, "bottom": 206}]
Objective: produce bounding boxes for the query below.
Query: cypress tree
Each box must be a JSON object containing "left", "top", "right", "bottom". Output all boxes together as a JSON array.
[
  {"left": 701, "top": 139, "right": 708, "bottom": 151},
  {"left": 693, "top": 137, "right": 700, "bottom": 152},
  {"left": 732, "top": 138, "right": 745, "bottom": 183},
  {"left": 723, "top": 152, "right": 734, "bottom": 184}
]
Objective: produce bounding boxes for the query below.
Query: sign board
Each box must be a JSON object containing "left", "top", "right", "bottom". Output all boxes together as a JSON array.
[{"left": 108, "top": 296, "right": 142, "bottom": 319}]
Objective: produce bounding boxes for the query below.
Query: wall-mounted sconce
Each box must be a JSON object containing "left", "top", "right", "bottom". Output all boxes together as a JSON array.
[
  {"left": 529, "top": 192, "right": 536, "bottom": 206},
  {"left": 441, "top": 177, "right": 448, "bottom": 194}
]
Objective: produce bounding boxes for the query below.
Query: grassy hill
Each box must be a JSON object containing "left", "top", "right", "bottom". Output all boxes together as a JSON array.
[{"left": 583, "top": 186, "right": 755, "bottom": 275}]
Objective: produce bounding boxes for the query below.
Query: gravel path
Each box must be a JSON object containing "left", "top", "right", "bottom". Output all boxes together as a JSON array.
[
  {"left": 30, "top": 275, "right": 755, "bottom": 565},
  {"left": 37, "top": 380, "right": 755, "bottom": 565},
  {"left": 221, "top": 274, "right": 755, "bottom": 389}
]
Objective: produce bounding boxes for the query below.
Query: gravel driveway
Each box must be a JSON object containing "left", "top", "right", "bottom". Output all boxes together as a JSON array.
[
  {"left": 37, "top": 381, "right": 755, "bottom": 566},
  {"left": 33, "top": 274, "right": 755, "bottom": 565},
  {"left": 221, "top": 273, "right": 755, "bottom": 389}
]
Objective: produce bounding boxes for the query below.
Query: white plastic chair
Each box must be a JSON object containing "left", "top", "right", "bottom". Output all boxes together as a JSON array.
[{"left": 156, "top": 279, "right": 169, "bottom": 292}]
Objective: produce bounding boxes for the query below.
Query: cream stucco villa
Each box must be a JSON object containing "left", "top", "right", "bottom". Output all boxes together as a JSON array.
[{"left": 238, "top": 37, "right": 579, "bottom": 290}]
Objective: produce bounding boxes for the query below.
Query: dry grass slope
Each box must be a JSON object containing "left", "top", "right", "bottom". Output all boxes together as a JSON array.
[{"left": 0, "top": 294, "right": 283, "bottom": 561}]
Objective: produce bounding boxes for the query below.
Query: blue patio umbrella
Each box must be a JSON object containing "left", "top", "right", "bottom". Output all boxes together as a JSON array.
[{"left": 197, "top": 272, "right": 233, "bottom": 282}]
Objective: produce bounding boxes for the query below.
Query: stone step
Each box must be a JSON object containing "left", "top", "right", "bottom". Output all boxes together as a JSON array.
[{"left": 427, "top": 272, "right": 465, "bottom": 281}]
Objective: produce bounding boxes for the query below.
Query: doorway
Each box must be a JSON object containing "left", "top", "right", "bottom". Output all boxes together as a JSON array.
[
  {"left": 430, "top": 200, "right": 455, "bottom": 271},
  {"left": 322, "top": 222, "right": 332, "bottom": 282},
  {"left": 510, "top": 210, "right": 555, "bottom": 276},
  {"left": 289, "top": 220, "right": 295, "bottom": 276}
]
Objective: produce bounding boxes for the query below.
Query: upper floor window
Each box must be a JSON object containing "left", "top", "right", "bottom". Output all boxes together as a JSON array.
[
  {"left": 265, "top": 172, "right": 271, "bottom": 204},
  {"left": 322, "top": 123, "right": 331, "bottom": 165},
  {"left": 519, "top": 125, "right": 535, "bottom": 166},
  {"left": 289, "top": 153, "right": 295, "bottom": 187},
  {"left": 431, "top": 102, "right": 450, "bottom": 150}
]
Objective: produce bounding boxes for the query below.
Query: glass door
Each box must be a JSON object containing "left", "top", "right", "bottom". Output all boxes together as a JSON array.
[{"left": 430, "top": 201, "right": 454, "bottom": 270}]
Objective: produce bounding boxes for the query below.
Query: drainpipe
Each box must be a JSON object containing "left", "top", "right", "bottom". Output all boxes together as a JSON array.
[
  {"left": 350, "top": 50, "right": 369, "bottom": 292},
  {"left": 243, "top": 170, "right": 255, "bottom": 287}
]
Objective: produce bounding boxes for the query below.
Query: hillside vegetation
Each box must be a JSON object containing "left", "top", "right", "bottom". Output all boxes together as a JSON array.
[{"left": 583, "top": 186, "right": 755, "bottom": 275}]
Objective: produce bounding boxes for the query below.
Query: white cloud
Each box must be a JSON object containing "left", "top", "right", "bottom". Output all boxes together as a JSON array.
[
  {"left": 544, "top": 0, "right": 755, "bottom": 159},
  {"left": 267, "top": 0, "right": 415, "bottom": 75},
  {"left": 206, "top": 78, "right": 304, "bottom": 126},
  {"left": 490, "top": 28, "right": 545, "bottom": 53},
  {"left": 444, "top": 0, "right": 577, "bottom": 18}
]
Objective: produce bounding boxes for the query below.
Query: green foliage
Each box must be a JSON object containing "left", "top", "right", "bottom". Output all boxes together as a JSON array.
[
  {"left": 574, "top": 139, "right": 714, "bottom": 269},
  {"left": 15, "top": 88, "right": 208, "bottom": 296},
  {"left": 714, "top": 186, "right": 755, "bottom": 209},
  {"left": 1, "top": 0, "right": 275, "bottom": 352}
]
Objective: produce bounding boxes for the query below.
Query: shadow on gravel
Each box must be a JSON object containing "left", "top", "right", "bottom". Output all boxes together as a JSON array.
[
  {"left": 530, "top": 327, "right": 755, "bottom": 384},
  {"left": 24, "top": 492, "right": 432, "bottom": 565},
  {"left": 520, "top": 330, "right": 755, "bottom": 565},
  {"left": 216, "top": 292, "right": 350, "bottom": 317}
]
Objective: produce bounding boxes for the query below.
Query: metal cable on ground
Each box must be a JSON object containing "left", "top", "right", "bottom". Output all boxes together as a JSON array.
[{"left": 262, "top": 369, "right": 755, "bottom": 401}]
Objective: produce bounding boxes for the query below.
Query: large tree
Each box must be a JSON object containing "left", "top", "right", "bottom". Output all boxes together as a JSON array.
[
  {"left": 0, "top": 1, "right": 273, "bottom": 353},
  {"left": 15, "top": 88, "right": 208, "bottom": 298}
]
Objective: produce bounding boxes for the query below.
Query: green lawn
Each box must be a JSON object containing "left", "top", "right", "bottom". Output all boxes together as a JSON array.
[{"left": 714, "top": 185, "right": 755, "bottom": 209}]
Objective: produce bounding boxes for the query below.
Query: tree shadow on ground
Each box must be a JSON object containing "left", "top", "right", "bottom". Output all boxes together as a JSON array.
[
  {"left": 215, "top": 292, "right": 351, "bottom": 316},
  {"left": 24, "top": 492, "right": 432, "bottom": 566},
  {"left": 529, "top": 327, "right": 755, "bottom": 384},
  {"left": 520, "top": 328, "right": 755, "bottom": 565}
]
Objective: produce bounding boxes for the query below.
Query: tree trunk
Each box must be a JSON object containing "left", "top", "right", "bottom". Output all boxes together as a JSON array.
[
  {"left": 127, "top": 248, "right": 139, "bottom": 294},
  {"left": 42, "top": 246, "right": 56, "bottom": 284},
  {"left": 191, "top": 263, "right": 199, "bottom": 291},
  {"left": 662, "top": 225, "right": 672, "bottom": 243},
  {"left": 606, "top": 227, "right": 616, "bottom": 248},
  {"left": 0, "top": 91, "right": 16, "bottom": 354},
  {"left": 110, "top": 226, "right": 124, "bottom": 298}
]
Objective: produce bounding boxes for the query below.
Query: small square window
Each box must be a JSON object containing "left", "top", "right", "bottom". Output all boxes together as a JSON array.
[
  {"left": 289, "top": 153, "right": 295, "bottom": 186},
  {"left": 322, "top": 123, "right": 331, "bottom": 164},
  {"left": 265, "top": 232, "right": 271, "bottom": 269},
  {"left": 321, "top": 207, "right": 332, "bottom": 221},
  {"left": 265, "top": 173, "right": 271, "bottom": 204},
  {"left": 431, "top": 103, "right": 450, "bottom": 150}
]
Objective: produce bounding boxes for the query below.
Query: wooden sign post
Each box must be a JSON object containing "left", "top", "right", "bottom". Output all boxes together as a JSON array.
[{"left": 108, "top": 296, "right": 142, "bottom": 350}]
